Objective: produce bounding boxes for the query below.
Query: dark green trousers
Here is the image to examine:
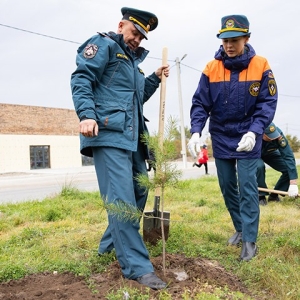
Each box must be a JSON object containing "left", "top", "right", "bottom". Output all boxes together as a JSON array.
[
  {"left": 257, "top": 151, "right": 290, "bottom": 195},
  {"left": 93, "top": 146, "right": 152, "bottom": 279}
]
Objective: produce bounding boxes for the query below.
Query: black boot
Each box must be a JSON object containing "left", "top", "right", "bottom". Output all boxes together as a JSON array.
[
  {"left": 227, "top": 231, "right": 242, "bottom": 246},
  {"left": 259, "top": 195, "right": 267, "bottom": 206},
  {"left": 240, "top": 242, "right": 258, "bottom": 261},
  {"left": 268, "top": 193, "right": 280, "bottom": 202},
  {"left": 135, "top": 272, "right": 167, "bottom": 290}
]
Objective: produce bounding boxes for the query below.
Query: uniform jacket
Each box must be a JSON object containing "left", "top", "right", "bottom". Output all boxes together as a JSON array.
[
  {"left": 190, "top": 43, "right": 278, "bottom": 159},
  {"left": 262, "top": 127, "right": 298, "bottom": 180},
  {"left": 71, "top": 32, "right": 161, "bottom": 157},
  {"left": 197, "top": 148, "right": 208, "bottom": 164}
]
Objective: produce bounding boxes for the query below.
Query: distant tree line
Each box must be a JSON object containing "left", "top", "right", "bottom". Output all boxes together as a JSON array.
[{"left": 286, "top": 134, "right": 300, "bottom": 152}]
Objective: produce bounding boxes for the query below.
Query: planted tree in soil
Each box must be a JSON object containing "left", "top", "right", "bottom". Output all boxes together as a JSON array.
[{"left": 137, "top": 116, "right": 182, "bottom": 275}]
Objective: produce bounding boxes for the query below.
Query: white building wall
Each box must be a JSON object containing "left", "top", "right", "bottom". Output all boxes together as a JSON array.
[{"left": 0, "top": 135, "right": 82, "bottom": 173}]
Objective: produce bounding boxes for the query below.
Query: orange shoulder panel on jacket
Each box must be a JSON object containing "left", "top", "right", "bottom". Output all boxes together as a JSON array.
[
  {"left": 239, "top": 56, "right": 271, "bottom": 81},
  {"left": 202, "top": 60, "right": 224, "bottom": 83},
  {"left": 203, "top": 56, "right": 271, "bottom": 83}
]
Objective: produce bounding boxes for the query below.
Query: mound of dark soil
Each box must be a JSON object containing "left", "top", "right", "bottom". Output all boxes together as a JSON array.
[{"left": 0, "top": 253, "right": 261, "bottom": 299}]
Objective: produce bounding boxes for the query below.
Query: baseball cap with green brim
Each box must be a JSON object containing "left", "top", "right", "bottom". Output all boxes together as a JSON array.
[
  {"left": 121, "top": 7, "right": 158, "bottom": 40},
  {"left": 264, "top": 122, "right": 280, "bottom": 139},
  {"left": 217, "top": 14, "right": 251, "bottom": 39}
]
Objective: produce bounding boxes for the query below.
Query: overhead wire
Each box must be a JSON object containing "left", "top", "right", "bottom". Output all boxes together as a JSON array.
[
  {"left": 0, "top": 23, "right": 81, "bottom": 44},
  {"left": 1, "top": 23, "right": 300, "bottom": 98}
]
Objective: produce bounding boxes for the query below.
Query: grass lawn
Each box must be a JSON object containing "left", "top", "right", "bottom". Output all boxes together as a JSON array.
[{"left": 0, "top": 166, "right": 300, "bottom": 299}]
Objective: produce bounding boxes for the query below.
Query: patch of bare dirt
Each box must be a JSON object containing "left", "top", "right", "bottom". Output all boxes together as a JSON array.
[{"left": 0, "top": 253, "right": 262, "bottom": 299}]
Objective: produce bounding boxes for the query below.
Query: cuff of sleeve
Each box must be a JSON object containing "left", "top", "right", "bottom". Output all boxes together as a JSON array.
[
  {"left": 150, "top": 72, "right": 161, "bottom": 84},
  {"left": 79, "top": 114, "right": 96, "bottom": 122}
]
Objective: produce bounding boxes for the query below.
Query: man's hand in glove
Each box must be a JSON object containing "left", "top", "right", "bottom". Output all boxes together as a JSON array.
[
  {"left": 288, "top": 184, "right": 299, "bottom": 197},
  {"left": 236, "top": 132, "right": 256, "bottom": 152},
  {"left": 187, "top": 133, "right": 201, "bottom": 159}
]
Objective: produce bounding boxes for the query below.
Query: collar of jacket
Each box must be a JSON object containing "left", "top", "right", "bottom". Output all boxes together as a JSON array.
[
  {"left": 214, "top": 43, "right": 256, "bottom": 71},
  {"left": 105, "top": 31, "right": 149, "bottom": 62}
]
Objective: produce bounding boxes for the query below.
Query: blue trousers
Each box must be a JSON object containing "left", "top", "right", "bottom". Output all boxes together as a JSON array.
[
  {"left": 97, "top": 139, "right": 148, "bottom": 254},
  {"left": 92, "top": 146, "right": 152, "bottom": 279},
  {"left": 215, "top": 158, "right": 259, "bottom": 242},
  {"left": 257, "top": 151, "right": 290, "bottom": 195}
]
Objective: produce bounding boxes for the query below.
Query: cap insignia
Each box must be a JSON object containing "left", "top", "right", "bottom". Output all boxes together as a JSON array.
[
  {"left": 226, "top": 19, "right": 235, "bottom": 28},
  {"left": 219, "top": 19, "right": 249, "bottom": 34},
  {"left": 148, "top": 17, "right": 157, "bottom": 25},
  {"left": 269, "top": 125, "right": 276, "bottom": 133}
]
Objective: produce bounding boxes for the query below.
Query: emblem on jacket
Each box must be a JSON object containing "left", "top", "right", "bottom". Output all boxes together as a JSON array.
[
  {"left": 83, "top": 44, "right": 98, "bottom": 59},
  {"left": 249, "top": 82, "right": 260, "bottom": 96},
  {"left": 268, "top": 79, "right": 276, "bottom": 96},
  {"left": 278, "top": 136, "right": 287, "bottom": 147},
  {"left": 116, "top": 53, "right": 129, "bottom": 60}
]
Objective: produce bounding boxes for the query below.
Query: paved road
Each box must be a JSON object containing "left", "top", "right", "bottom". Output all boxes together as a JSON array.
[
  {"left": 2, "top": 159, "right": 299, "bottom": 205},
  {"left": 0, "top": 161, "right": 217, "bottom": 204}
]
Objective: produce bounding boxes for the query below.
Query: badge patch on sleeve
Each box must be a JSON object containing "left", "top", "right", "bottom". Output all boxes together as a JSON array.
[
  {"left": 278, "top": 136, "right": 287, "bottom": 147},
  {"left": 83, "top": 44, "right": 98, "bottom": 59},
  {"left": 249, "top": 82, "right": 260, "bottom": 96},
  {"left": 268, "top": 79, "right": 277, "bottom": 96}
]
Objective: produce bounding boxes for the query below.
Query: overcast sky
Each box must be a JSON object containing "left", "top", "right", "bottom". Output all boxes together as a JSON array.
[{"left": 1, "top": 0, "right": 300, "bottom": 141}]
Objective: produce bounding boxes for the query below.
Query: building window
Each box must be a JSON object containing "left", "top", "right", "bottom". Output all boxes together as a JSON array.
[{"left": 30, "top": 146, "right": 50, "bottom": 169}]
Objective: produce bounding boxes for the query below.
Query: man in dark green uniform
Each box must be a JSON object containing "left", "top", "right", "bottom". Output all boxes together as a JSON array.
[
  {"left": 257, "top": 122, "right": 298, "bottom": 205},
  {"left": 70, "top": 7, "right": 169, "bottom": 290}
]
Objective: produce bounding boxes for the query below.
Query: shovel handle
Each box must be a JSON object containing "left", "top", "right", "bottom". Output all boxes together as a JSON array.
[
  {"left": 158, "top": 47, "right": 168, "bottom": 146},
  {"left": 258, "top": 187, "right": 300, "bottom": 197},
  {"left": 153, "top": 196, "right": 160, "bottom": 216},
  {"left": 154, "top": 48, "right": 168, "bottom": 202}
]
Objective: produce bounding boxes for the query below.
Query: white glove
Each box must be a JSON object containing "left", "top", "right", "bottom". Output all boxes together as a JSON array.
[
  {"left": 288, "top": 184, "right": 299, "bottom": 197},
  {"left": 187, "top": 133, "right": 201, "bottom": 159},
  {"left": 236, "top": 132, "right": 256, "bottom": 152}
]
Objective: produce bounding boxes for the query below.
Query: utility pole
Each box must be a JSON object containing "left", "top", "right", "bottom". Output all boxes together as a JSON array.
[{"left": 176, "top": 54, "right": 187, "bottom": 169}]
